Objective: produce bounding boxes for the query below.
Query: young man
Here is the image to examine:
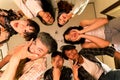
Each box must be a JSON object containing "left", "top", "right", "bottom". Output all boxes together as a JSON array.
[
  {"left": 44, "top": 51, "right": 72, "bottom": 80},
  {"left": 61, "top": 45, "right": 120, "bottom": 80},
  {"left": 0, "top": 32, "right": 57, "bottom": 80}
]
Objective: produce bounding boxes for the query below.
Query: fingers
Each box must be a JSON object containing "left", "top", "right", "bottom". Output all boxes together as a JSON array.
[{"left": 25, "top": 38, "right": 33, "bottom": 48}]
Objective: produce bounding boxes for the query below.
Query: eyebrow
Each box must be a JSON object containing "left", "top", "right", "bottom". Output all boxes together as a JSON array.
[{"left": 35, "top": 40, "right": 45, "bottom": 52}]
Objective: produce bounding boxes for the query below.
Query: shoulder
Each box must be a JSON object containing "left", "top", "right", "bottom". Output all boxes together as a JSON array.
[
  {"left": 62, "top": 66, "right": 72, "bottom": 73},
  {"left": 44, "top": 68, "right": 52, "bottom": 75}
]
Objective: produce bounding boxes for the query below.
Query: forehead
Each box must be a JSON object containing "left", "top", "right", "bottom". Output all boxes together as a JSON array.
[
  {"left": 34, "top": 38, "right": 48, "bottom": 52},
  {"left": 52, "top": 55, "right": 63, "bottom": 60}
]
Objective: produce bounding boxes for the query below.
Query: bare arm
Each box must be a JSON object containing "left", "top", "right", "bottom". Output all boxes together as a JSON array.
[
  {"left": 0, "top": 55, "right": 11, "bottom": 69},
  {"left": 72, "top": 61, "right": 80, "bottom": 80},
  {"left": 79, "top": 18, "right": 108, "bottom": 34},
  {"left": 81, "top": 34, "right": 110, "bottom": 48},
  {"left": 0, "top": 55, "right": 20, "bottom": 80},
  {"left": 0, "top": 39, "right": 38, "bottom": 80},
  {"left": 53, "top": 67, "right": 61, "bottom": 80}
]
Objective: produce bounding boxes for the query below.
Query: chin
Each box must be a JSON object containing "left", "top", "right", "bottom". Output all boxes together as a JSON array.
[{"left": 29, "top": 57, "right": 38, "bottom": 61}]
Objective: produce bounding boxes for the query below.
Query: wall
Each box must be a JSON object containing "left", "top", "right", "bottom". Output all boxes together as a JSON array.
[{"left": 94, "top": 0, "right": 118, "bottom": 69}]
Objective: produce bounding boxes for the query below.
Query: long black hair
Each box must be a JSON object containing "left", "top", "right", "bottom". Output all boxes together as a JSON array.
[
  {"left": 63, "top": 26, "right": 85, "bottom": 44},
  {"left": 57, "top": 0, "right": 73, "bottom": 27},
  {"left": 38, "top": 0, "right": 55, "bottom": 25}
]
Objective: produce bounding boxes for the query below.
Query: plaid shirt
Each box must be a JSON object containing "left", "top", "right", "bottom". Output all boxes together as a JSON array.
[
  {"left": 18, "top": 57, "right": 47, "bottom": 80},
  {"left": 77, "top": 46, "right": 115, "bottom": 80},
  {"left": 80, "top": 46, "right": 115, "bottom": 57}
]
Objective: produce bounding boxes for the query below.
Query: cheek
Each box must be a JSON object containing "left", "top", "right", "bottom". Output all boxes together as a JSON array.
[
  {"left": 29, "top": 45, "right": 35, "bottom": 53},
  {"left": 38, "top": 52, "right": 47, "bottom": 58}
]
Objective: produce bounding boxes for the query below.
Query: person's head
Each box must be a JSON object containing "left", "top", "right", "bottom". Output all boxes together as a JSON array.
[
  {"left": 57, "top": 12, "right": 69, "bottom": 27},
  {"left": 38, "top": 0, "right": 55, "bottom": 25},
  {"left": 61, "top": 45, "right": 79, "bottom": 60},
  {"left": 63, "top": 26, "right": 85, "bottom": 44},
  {"left": 51, "top": 51, "right": 64, "bottom": 69},
  {"left": 38, "top": 11, "right": 55, "bottom": 25},
  {"left": 11, "top": 19, "right": 40, "bottom": 41},
  {"left": 28, "top": 32, "right": 58, "bottom": 60},
  {"left": 57, "top": 1, "right": 73, "bottom": 27}
]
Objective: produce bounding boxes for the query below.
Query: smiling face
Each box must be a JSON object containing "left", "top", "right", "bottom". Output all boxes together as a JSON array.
[
  {"left": 28, "top": 38, "right": 48, "bottom": 60},
  {"left": 58, "top": 13, "right": 68, "bottom": 25},
  {"left": 42, "top": 12, "right": 54, "bottom": 24},
  {"left": 65, "top": 30, "right": 80, "bottom": 42},
  {"left": 11, "top": 20, "right": 34, "bottom": 35},
  {"left": 64, "top": 49, "right": 79, "bottom": 60}
]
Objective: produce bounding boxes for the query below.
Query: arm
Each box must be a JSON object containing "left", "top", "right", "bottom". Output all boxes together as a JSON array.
[
  {"left": 52, "top": 62, "right": 61, "bottom": 80},
  {"left": 53, "top": 67, "right": 61, "bottom": 80},
  {"left": 0, "top": 55, "right": 20, "bottom": 80},
  {"left": 0, "top": 55, "right": 11, "bottom": 69},
  {"left": 79, "top": 18, "right": 108, "bottom": 34},
  {"left": 0, "top": 39, "right": 38, "bottom": 80},
  {"left": 70, "top": 0, "right": 89, "bottom": 17},
  {"left": 72, "top": 61, "right": 80, "bottom": 80},
  {"left": 0, "top": 48, "right": 16, "bottom": 69},
  {"left": 81, "top": 34, "right": 110, "bottom": 48}
]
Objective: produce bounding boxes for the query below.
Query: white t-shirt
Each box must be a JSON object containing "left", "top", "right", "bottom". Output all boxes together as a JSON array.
[
  {"left": 85, "top": 26, "right": 105, "bottom": 42},
  {"left": 13, "top": 0, "right": 43, "bottom": 18},
  {"left": 71, "top": 0, "right": 89, "bottom": 17},
  {"left": 81, "top": 56, "right": 104, "bottom": 79}
]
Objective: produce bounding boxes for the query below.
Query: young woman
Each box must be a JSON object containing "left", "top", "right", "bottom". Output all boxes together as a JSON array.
[
  {"left": 63, "top": 17, "right": 120, "bottom": 51},
  {"left": 0, "top": 9, "right": 40, "bottom": 45},
  {"left": 14, "top": 0, "right": 55, "bottom": 25},
  {"left": 63, "top": 17, "right": 120, "bottom": 69},
  {"left": 57, "top": 0, "right": 89, "bottom": 27}
]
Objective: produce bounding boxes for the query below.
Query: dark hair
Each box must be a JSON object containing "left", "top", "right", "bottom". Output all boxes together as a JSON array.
[
  {"left": 37, "top": 0, "right": 55, "bottom": 25},
  {"left": 0, "top": 9, "right": 23, "bottom": 21},
  {"left": 57, "top": 1, "right": 73, "bottom": 27},
  {"left": 57, "top": 12, "right": 69, "bottom": 27},
  {"left": 51, "top": 51, "right": 63, "bottom": 58},
  {"left": 63, "top": 26, "right": 85, "bottom": 44},
  {"left": 61, "top": 45, "right": 76, "bottom": 60},
  {"left": 37, "top": 32, "right": 58, "bottom": 53},
  {"left": 57, "top": 1, "right": 73, "bottom": 13},
  {"left": 24, "top": 19, "right": 40, "bottom": 41}
]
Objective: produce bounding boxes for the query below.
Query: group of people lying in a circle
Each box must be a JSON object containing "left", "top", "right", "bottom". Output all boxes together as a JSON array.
[{"left": 0, "top": 0, "right": 120, "bottom": 80}]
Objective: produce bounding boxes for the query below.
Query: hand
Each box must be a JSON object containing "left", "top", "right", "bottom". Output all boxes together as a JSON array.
[
  {"left": 70, "top": 29, "right": 80, "bottom": 34},
  {"left": 53, "top": 67, "right": 61, "bottom": 80},
  {"left": 72, "top": 60, "right": 80, "bottom": 79},
  {"left": 12, "top": 39, "right": 39, "bottom": 60}
]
